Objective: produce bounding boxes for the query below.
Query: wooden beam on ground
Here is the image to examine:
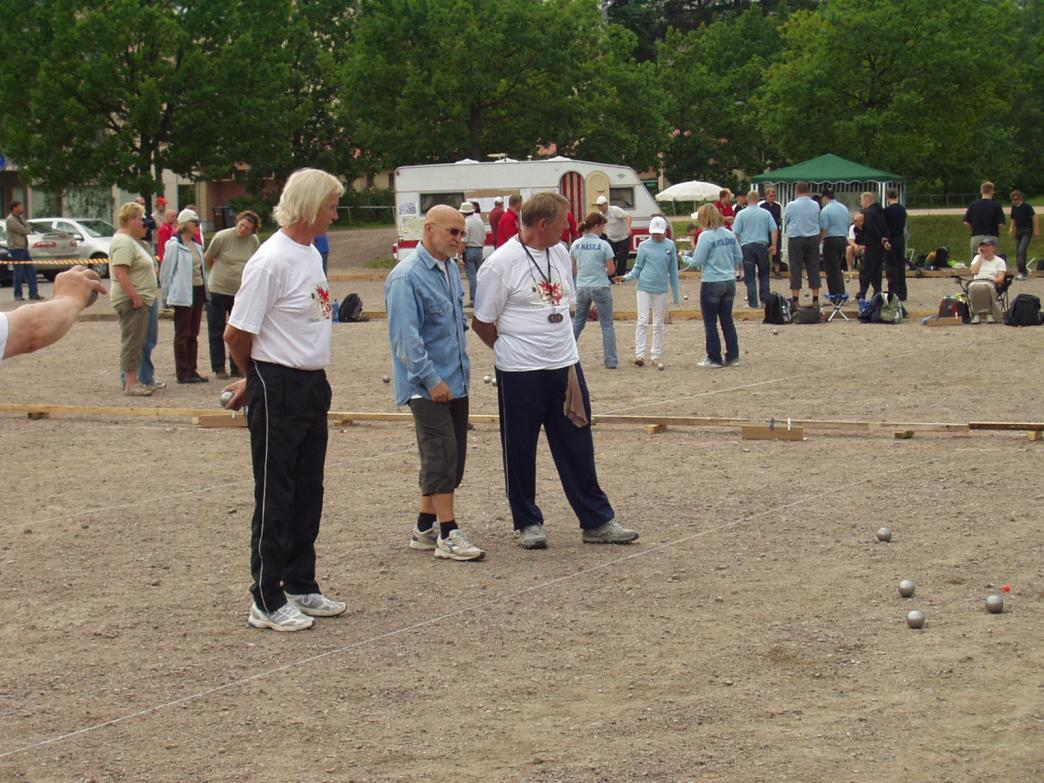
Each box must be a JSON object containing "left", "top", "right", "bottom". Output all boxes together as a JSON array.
[
  {"left": 968, "top": 421, "right": 1044, "bottom": 432},
  {"left": 741, "top": 425, "right": 805, "bottom": 441},
  {"left": 0, "top": 403, "right": 216, "bottom": 418},
  {"left": 27, "top": 411, "right": 50, "bottom": 420},
  {"left": 645, "top": 423, "right": 667, "bottom": 435},
  {"left": 192, "top": 414, "right": 247, "bottom": 428},
  {"left": 894, "top": 430, "right": 914, "bottom": 439},
  {"left": 1028, "top": 430, "right": 1043, "bottom": 442}
]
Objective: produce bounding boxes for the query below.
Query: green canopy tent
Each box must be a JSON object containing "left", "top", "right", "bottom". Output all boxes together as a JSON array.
[{"left": 751, "top": 153, "right": 905, "bottom": 210}]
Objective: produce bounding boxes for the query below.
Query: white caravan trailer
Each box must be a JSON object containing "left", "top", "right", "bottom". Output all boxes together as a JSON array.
[{"left": 393, "top": 157, "right": 662, "bottom": 258}]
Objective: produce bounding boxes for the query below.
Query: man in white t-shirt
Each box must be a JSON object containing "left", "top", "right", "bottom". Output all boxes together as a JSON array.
[
  {"left": 596, "top": 194, "right": 632, "bottom": 278},
  {"left": 0, "top": 266, "right": 106, "bottom": 366},
  {"left": 472, "top": 192, "right": 639, "bottom": 550},
  {"left": 223, "top": 168, "right": 348, "bottom": 633},
  {"left": 968, "top": 237, "right": 1009, "bottom": 323}
]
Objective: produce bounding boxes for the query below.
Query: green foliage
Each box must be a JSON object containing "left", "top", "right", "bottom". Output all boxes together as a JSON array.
[{"left": 756, "top": 0, "right": 1020, "bottom": 193}]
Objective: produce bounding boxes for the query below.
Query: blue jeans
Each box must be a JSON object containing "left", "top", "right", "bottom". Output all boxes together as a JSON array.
[
  {"left": 10, "top": 250, "right": 38, "bottom": 298},
  {"left": 700, "top": 280, "right": 738, "bottom": 365},
  {"left": 120, "top": 298, "right": 159, "bottom": 386},
  {"left": 741, "top": 243, "right": 770, "bottom": 307},
  {"left": 463, "top": 247, "right": 483, "bottom": 305},
  {"left": 572, "top": 286, "right": 617, "bottom": 368}
]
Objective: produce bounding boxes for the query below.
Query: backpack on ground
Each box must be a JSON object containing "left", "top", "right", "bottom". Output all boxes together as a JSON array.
[
  {"left": 938, "top": 294, "right": 971, "bottom": 323},
  {"left": 763, "top": 292, "right": 792, "bottom": 325},
  {"left": 926, "top": 246, "right": 950, "bottom": 270},
  {"left": 792, "top": 305, "right": 821, "bottom": 324},
  {"left": 338, "top": 292, "right": 366, "bottom": 322},
  {"left": 1004, "top": 293, "right": 1042, "bottom": 326},
  {"left": 877, "top": 292, "right": 905, "bottom": 324}
]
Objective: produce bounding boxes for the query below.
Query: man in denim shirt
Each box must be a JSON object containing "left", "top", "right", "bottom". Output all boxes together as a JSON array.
[{"left": 386, "top": 205, "right": 484, "bottom": 562}]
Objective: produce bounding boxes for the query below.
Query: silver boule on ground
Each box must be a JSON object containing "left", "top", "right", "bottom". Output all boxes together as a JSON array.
[
  {"left": 906, "top": 609, "right": 925, "bottom": 629},
  {"left": 986, "top": 594, "right": 1004, "bottom": 614},
  {"left": 877, "top": 527, "right": 892, "bottom": 543},
  {"left": 898, "top": 579, "right": 915, "bottom": 598}
]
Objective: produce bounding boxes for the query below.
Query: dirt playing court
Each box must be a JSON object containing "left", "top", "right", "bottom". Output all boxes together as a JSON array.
[{"left": 0, "top": 272, "right": 1041, "bottom": 782}]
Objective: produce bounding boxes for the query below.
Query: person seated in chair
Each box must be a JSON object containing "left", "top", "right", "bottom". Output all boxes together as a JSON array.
[{"left": 968, "top": 237, "right": 1009, "bottom": 323}]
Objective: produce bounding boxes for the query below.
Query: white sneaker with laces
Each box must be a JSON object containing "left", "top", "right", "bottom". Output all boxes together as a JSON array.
[
  {"left": 409, "top": 525, "right": 439, "bottom": 550},
  {"left": 248, "top": 603, "right": 315, "bottom": 632},
  {"left": 697, "top": 359, "right": 723, "bottom": 369},
  {"left": 285, "top": 592, "right": 347, "bottom": 617},
  {"left": 434, "top": 529, "right": 485, "bottom": 561}
]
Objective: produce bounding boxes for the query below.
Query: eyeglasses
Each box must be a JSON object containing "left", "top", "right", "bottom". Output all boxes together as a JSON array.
[{"left": 429, "top": 223, "right": 465, "bottom": 237}]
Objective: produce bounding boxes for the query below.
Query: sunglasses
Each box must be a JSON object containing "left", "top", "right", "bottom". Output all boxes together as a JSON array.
[{"left": 429, "top": 223, "right": 465, "bottom": 237}]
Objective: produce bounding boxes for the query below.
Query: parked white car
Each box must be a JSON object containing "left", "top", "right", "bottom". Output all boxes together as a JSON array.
[
  {"left": 1, "top": 223, "right": 80, "bottom": 283},
  {"left": 28, "top": 217, "right": 117, "bottom": 278}
]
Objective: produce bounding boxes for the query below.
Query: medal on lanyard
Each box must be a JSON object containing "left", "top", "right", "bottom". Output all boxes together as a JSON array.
[{"left": 520, "top": 239, "right": 563, "bottom": 322}]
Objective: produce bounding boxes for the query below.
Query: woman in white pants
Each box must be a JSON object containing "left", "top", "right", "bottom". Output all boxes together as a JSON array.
[{"left": 618, "top": 216, "right": 679, "bottom": 366}]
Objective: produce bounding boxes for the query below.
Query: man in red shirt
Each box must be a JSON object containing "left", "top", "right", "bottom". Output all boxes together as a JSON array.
[
  {"left": 559, "top": 209, "right": 579, "bottom": 246},
  {"left": 156, "top": 208, "right": 178, "bottom": 262},
  {"left": 496, "top": 194, "right": 521, "bottom": 246},
  {"left": 713, "top": 189, "right": 735, "bottom": 227},
  {"left": 489, "top": 196, "right": 505, "bottom": 247}
]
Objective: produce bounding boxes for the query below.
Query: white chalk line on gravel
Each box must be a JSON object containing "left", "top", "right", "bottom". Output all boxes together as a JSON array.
[{"left": 0, "top": 450, "right": 962, "bottom": 761}]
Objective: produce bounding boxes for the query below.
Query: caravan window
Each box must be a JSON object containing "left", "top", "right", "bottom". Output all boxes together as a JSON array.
[
  {"left": 420, "top": 192, "right": 466, "bottom": 213},
  {"left": 610, "top": 187, "right": 635, "bottom": 209}
]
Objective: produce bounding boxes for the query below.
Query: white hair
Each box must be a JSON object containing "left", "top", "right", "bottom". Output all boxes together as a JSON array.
[{"left": 272, "top": 168, "right": 345, "bottom": 229}]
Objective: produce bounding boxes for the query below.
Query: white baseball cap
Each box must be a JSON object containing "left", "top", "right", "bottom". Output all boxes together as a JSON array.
[
  {"left": 595, "top": 196, "right": 608, "bottom": 205},
  {"left": 177, "top": 208, "right": 200, "bottom": 225},
  {"left": 649, "top": 216, "right": 668, "bottom": 234},
  {"left": 494, "top": 196, "right": 503, "bottom": 203}
]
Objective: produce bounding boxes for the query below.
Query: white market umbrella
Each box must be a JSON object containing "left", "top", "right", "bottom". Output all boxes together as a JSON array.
[{"left": 655, "top": 180, "right": 723, "bottom": 202}]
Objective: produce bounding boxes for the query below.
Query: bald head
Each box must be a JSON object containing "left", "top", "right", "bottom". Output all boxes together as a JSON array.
[{"left": 423, "top": 204, "right": 465, "bottom": 261}]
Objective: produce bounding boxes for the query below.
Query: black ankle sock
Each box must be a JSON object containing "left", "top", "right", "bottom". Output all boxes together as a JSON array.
[
  {"left": 439, "top": 520, "right": 458, "bottom": 539},
  {"left": 417, "top": 512, "right": 436, "bottom": 532}
]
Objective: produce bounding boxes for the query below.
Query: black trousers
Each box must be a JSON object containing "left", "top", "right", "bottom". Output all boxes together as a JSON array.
[
  {"left": 207, "top": 291, "right": 239, "bottom": 374},
  {"left": 495, "top": 363, "right": 614, "bottom": 531},
  {"left": 606, "top": 237, "right": 630, "bottom": 277},
  {"left": 822, "top": 236, "right": 847, "bottom": 297},
  {"left": 858, "top": 244, "right": 884, "bottom": 300},
  {"left": 885, "top": 237, "right": 907, "bottom": 300},
  {"left": 173, "top": 285, "right": 206, "bottom": 380},
  {"left": 246, "top": 361, "right": 332, "bottom": 614}
]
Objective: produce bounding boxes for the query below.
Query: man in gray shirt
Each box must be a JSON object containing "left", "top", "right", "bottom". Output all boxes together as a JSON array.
[
  {"left": 5, "top": 201, "right": 42, "bottom": 301},
  {"left": 782, "top": 182, "right": 822, "bottom": 306}
]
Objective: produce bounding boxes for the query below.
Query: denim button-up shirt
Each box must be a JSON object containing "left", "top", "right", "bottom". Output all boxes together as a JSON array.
[{"left": 385, "top": 243, "right": 470, "bottom": 406}]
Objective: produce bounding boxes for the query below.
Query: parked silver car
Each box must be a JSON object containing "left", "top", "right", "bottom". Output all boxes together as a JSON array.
[
  {"left": 0, "top": 223, "right": 80, "bottom": 284},
  {"left": 28, "top": 217, "right": 116, "bottom": 278}
]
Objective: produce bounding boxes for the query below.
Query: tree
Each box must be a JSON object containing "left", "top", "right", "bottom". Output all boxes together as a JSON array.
[
  {"left": 0, "top": 1, "right": 303, "bottom": 200},
  {"left": 339, "top": 0, "right": 669, "bottom": 171},
  {"left": 755, "top": 0, "right": 1021, "bottom": 193}
]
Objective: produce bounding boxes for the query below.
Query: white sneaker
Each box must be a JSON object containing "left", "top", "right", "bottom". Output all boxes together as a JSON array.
[
  {"left": 697, "top": 359, "right": 723, "bottom": 369},
  {"left": 724, "top": 358, "right": 740, "bottom": 367},
  {"left": 434, "top": 529, "right": 485, "bottom": 561},
  {"left": 248, "top": 603, "right": 315, "bottom": 632},
  {"left": 285, "top": 592, "right": 347, "bottom": 617},
  {"left": 408, "top": 524, "right": 439, "bottom": 551}
]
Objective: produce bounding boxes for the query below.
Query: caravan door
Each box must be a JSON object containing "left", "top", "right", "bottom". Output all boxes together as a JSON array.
[{"left": 558, "top": 171, "right": 584, "bottom": 220}]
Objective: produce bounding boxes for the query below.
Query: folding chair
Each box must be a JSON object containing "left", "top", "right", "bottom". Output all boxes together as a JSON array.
[{"left": 826, "top": 293, "right": 850, "bottom": 322}]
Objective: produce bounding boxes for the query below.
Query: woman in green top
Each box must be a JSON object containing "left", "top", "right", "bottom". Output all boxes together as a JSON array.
[
  {"left": 109, "top": 202, "right": 160, "bottom": 397},
  {"left": 205, "top": 210, "right": 260, "bottom": 378}
]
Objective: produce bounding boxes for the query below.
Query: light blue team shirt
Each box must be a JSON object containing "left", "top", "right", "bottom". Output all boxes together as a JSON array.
[
  {"left": 731, "top": 206, "right": 777, "bottom": 246},
  {"left": 783, "top": 196, "right": 822, "bottom": 237},
  {"left": 623, "top": 236, "right": 680, "bottom": 303},
  {"left": 819, "top": 200, "right": 850, "bottom": 238},
  {"left": 385, "top": 242, "right": 470, "bottom": 407},
  {"left": 570, "top": 233, "right": 615, "bottom": 288},
  {"left": 686, "top": 227, "right": 742, "bottom": 283}
]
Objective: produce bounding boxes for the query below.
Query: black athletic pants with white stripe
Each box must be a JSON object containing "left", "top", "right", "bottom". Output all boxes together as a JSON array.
[{"left": 246, "top": 360, "right": 331, "bottom": 614}]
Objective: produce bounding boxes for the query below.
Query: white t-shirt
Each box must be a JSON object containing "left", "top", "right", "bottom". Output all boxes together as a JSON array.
[
  {"left": 228, "top": 230, "right": 332, "bottom": 370},
  {"left": 0, "top": 311, "right": 8, "bottom": 364},
  {"left": 605, "top": 205, "right": 630, "bottom": 242},
  {"left": 464, "top": 213, "right": 486, "bottom": 248},
  {"left": 473, "top": 237, "right": 579, "bottom": 372},
  {"left": 972, "top": 254, "right": 1006, "bottom": 281}
]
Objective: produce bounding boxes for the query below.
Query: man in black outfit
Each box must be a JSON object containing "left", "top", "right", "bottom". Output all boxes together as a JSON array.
[
  {"left": 1009, "top": 190, "right": 1039, "bottom": 280},
  {"left": 883, "top": 189, "right": 908, "bottom": 301},
  {"left": 963, "top": 181, "right": 1005, "bottom": 260},
  {"left": 856, "top": 191, "right": 889, "bottom": 312}
]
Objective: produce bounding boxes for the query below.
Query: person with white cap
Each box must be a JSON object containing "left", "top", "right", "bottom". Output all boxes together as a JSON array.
[
  {"left": 596, "top": 195, "right": 632, "bottom": 278},
  {"left": 617, "top": 215, "right": 678, "bottom": 368},
  {"left": 459, "top": 201, "right": 486, "bottom": 306},
  {"left": 489, "top": 196, "right": 505, "bottom": 247},
  {"left": 160, "top": 209, "right": 209, "bottom": 383}
]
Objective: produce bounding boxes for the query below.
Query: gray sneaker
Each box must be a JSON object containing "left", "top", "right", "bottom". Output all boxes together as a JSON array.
[
  {"left": 434, "top": 529, "right": 485, "bottom": 561},
  {"left": 409, "top": 525, "right": 439, "bottom": 551},
  {"left": 247, "top": 603, "right": 315, "bottom": 632},
  {"left": 517, "top": 524, "right": 548, "bottom": 549},
  {"left": 285, "top": 592, "right": 347, "bottom": 617},
  {"left": 582, "top": 519, "right": 639, "bottom": 544}
]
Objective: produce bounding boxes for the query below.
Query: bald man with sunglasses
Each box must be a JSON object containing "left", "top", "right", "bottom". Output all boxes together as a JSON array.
[{"left": 386, "top": 205, "right": 484, "bottom": 562}]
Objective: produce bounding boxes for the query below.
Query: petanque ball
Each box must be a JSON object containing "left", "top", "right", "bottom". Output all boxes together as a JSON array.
[
  {"left": 985, "top": 594, "right": 1003, "bottom": 614},
  {"left": 683, "top": 294, "right": 689, "bottom": 301},
  {"left": 87, "top": 290, "right": 99, "bottom": 308},
  {"left": 219, "top": 390, "right": 235, "bottom": 409},
  {"left": 772, "top": 328, "right": 779, "bottom": 335},
  {"left": 491, "top": 378, "right": 498, "bottom": 387},
  {"left": 877, "top": 527, "right": 892, "bottom": 543},
  {"left": 906, "top": 609, "right": 925, "bottom": 629},
  {"left": 898, "top": 579, "right": 915, "bottom": 598},
  {"left": 483, "top": 375, "right": 491, "bottom": 384},
  {"left": 382, "top": 375, "right": 390, "bottom": 384},
  {"left": 657, "top": 363, "right": 665, "bottom": 371}
]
